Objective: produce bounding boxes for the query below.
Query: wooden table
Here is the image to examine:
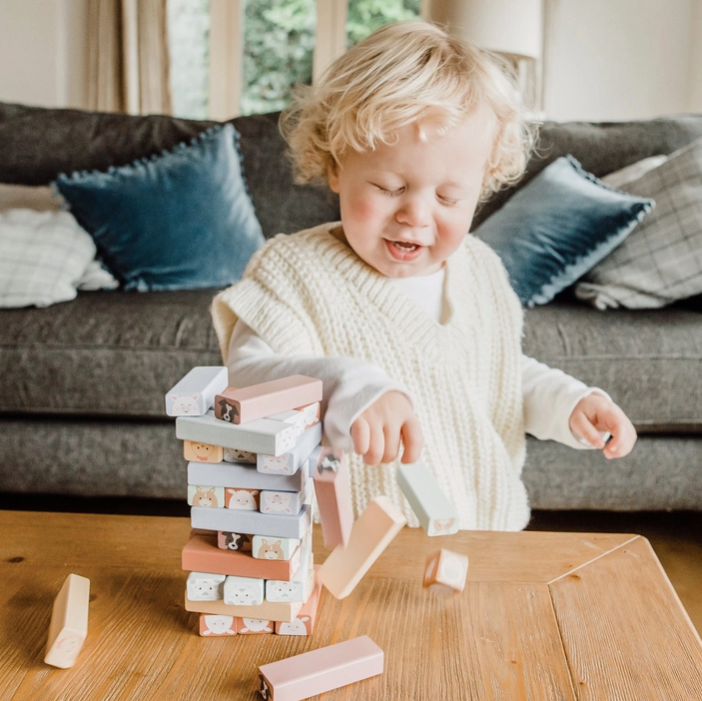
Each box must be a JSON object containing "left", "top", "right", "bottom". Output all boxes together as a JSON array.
[{"left": 1, "top": 511, "right": 701, "bottom": 700}]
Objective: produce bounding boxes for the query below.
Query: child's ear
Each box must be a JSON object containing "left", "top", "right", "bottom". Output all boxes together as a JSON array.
[{"left": 327, "top": 160, "right": 340, "bottom": 193}]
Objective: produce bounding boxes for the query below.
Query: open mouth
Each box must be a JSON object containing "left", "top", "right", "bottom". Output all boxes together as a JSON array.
[{"left": 385, "top": 238, "right": 424, "bottom": 261}]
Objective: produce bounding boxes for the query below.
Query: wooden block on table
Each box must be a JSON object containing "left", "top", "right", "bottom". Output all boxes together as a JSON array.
[
  {"left": 224, "top": 575, "right": 265, "bottom": 606},
  {"left": 252, "top": 535, "right": 300, "bottom": 561},
  {"left": 192, "top": 504, "right": 311, "bottom": 539},
  {"left": 217, "top": 531, "right": 252, "bottom": 552},
  {"left": 239, "top": 617, "right": 274, "bottom": 635},
  {"left": 44, "top": 573, "right": 90, "bottom": 669},
  {"left": 225, "top": 488, "right": 260, "bottom": 510},
  {"left": 183, "top": 535, "right": 301, "bottom": 580},
  {"left": 213, "top": 375, "right": 322, "bottom": 424},
  {"left": 184, "top": 440, "right": 223, "bottom": 463},
  {"left": 257, "top": 423, "right": 322, "bottom": 475},
  {"left": 186, "top": 571, "right": 226, "bottom": 601},
  {"left": 317, "top": 497, "right": 406, "bottom": 600},
  {"left": 185, "top": 594, "right": 302, "bottom": 623},
  {"left": 311, "top": 447, "right": 354, "bottom": 548},
  {"left": 396, "top": 461, "right": 459, "bottom": 536},
  {"left": 224, "top": 447, "right": 256, "bottom": 464},
  {"left": 165, "top": 366, "right": 228, "bottom": 417},
  {"left": 274, "top": 571, "right": 323, "bottom": 636},
  {"left": 258, "top": 635, "right": 384, "bottom": 701},
  {"left": 187, "top": 485, "right": 225, "bottom": 508},
  {"left": 176, "top": 411, "right": 298, "bottom": 456},
  {"left": 199, "top": 614, "right": 237, "bottom": 636},
  {"left": 189, "top": 460, "right": 308, "bottom": 493},
  {"left": 423, "top": 549, "right": 469, "bottom": 596}
]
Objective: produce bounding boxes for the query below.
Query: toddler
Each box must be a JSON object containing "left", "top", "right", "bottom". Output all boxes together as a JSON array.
[{"left": 212, "top": 21, "right": 637, "bottom": 531}]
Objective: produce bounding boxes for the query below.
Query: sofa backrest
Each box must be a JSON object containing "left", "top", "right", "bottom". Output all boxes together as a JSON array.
[{"left": 1, "top": 101, "right": 701, "bottom": 235}]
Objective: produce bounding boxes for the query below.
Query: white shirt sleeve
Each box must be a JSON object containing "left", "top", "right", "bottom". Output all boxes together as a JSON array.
[
  {"left": 522, "top": 355, "right": 611, "bottom": 450},
  {"left": 226, "top": 321, "right": 411, "bottom": 451}
]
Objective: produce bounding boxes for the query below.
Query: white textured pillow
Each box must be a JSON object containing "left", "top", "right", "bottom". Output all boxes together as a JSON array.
[
  {"left": 601, "top": 155, "right": 668, "bottom": 189},
  {"left": 0, "top": 209, "right": 117, "bottom": 308}
]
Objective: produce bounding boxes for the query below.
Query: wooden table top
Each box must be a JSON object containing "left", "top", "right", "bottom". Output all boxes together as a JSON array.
[{"left": 1, "top": 510, "right": 701, "bottom": 700}]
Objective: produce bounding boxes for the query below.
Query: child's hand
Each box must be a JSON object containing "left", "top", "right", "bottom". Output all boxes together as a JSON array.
[
  {"left": 569, "top": 393, "right": 637, "bottom": 459},
  {"left": 350, "top": 390, "right": 423, "bottom": 466}
]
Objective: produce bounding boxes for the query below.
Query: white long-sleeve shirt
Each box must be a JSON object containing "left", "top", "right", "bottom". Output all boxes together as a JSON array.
[{"left": 227, "top": 265, "right": 606, "bottom": 452}]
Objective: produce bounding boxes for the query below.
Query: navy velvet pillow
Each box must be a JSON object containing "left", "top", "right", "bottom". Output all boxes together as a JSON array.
[
  {"left": 474, "top": 155, "right": 655, "bottom": 306},
  {"left": 54, "top": 124, "right": 264, "bottom": 291}
]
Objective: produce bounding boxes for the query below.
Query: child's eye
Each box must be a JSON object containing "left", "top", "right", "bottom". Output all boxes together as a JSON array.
[
  {"left": 373, "top": 183, "right": 403, "bottom": 196},
  {"left": 438, "top": 195, "right": 459, "bottom": 206}
]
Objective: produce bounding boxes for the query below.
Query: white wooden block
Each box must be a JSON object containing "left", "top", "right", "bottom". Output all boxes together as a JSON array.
[
  {"left": 186, "top": 571, "right": 226, "bottom": 601},
  {"left": 165, "top": 367, "right": 228, "bottom": 416},
  {"left": 223, "top": 448, "right": 256, "bottom": 464},
  {"left": 192, "top": 504, "right": 311, "bottom": 539},
  {"left": 256, "top": 423, "right": 322, "bottom": 474},
  {"left": 260, "top": 489, "right": 304, "bottom": 516},
  {"left": 188, "top": 461, "right": 308, "bottom": 493},
  {"left": 44, "top": 573, "right": 90, "bottom": 669},
  {"left": 224, "top": 575, "right": 265, "bottom": 606},
  {"left": 265, "top": 535, "right": 313, "bottom": 603},
  {"left": 187, "top": 485, "right": 225, "bottom": 508},
  {"left": 252, "top": 535, "right": 300, "bottom": 561}
]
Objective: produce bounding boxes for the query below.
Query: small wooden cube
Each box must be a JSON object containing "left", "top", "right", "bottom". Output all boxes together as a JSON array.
[
  {"left": 238, "top": 617, "right": 274, "bottom": 635},
  {"left": 217, "top": 531, "right": 252, "bottom": 552},
  {"left": 224, "top": 575, "right": 264, "bottom": 606},
  {"left": 187, "top": 571, "right": 226, "bottom": 601},
  {"left": 44, "top": 573, "right": 90, "bottom": 669},
  {"left": 199, "top": 614, "right": 237, "bottom": 636},
  {"left": 225, "top": 488, "right": 260, "bottom": 510},
  {"left": 187, "top": 485, "right": 225, "bottom": 508},
  {"left": 223, "top": 447, "right": 257, "bottom": 464},
  {"left": 184, "top": 440, "right": 223, "bottom": 463},
  {"left": 252, "top": 535, "right": 300, "bottom": 561},
  {"left": 422, "top": 549, "right": 469, "bottom": 596}
]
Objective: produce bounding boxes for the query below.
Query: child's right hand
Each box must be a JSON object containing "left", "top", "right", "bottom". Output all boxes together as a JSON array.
[{"left": 350, "top": 390, "right": 423, "bottom": 465}]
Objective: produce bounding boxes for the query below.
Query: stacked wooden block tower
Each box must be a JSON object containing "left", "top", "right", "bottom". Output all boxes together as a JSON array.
[{"left": 166, "top": 367, "right": 334, "bottom": 637}]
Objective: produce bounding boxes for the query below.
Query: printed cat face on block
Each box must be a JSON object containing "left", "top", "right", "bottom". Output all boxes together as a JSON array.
[
  {"left": 261, "top": 492, "right": 294, "bottom": 514},
  {"left": 277, "top": 616, "right": 310, "bottom": 635},
  {"left": 170, "top": 395, "right": 200, "bottom": 415},
  {"left": 226, "top": 488, "right": 259, "bottom": 510},
  {"left": 201, "top": 615, "right": 237, "bottom": 636},
  {"left": 259, "top": 455, "right": 291, "bottom": 474}
]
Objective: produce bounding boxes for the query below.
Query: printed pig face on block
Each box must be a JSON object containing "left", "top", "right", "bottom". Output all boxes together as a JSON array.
[
  {"left": 239, "top": 617, "right": 273, "bottom": 635},
  {"left": 423, "top": 549, "right": 469, "bottom": 596},
  {"left": 188, "top": 485, "right": 225, "bottom": 508},
  {"left": 199, "top": 614, "right": 237, "bottom": 636},
  {"left": 275, "top": 615, "right": 311, "bottom": 636},
  {"left": 223, "top": 448, "right": 256, "bottom": 464},
  {"left": 260, "top": 490, "right": 300, "bottom": 515},
  {"left": 224, "top": 575, "right": 264, "bottom": 606},
  {"left": 169, "top": 394, "right": 201, "bottom": 415},
  {"left": 257, "top": 454, "right": 293, "bottom": 475},
  {"left": 187, "top": 572, "right": 225, "bottom": 601},
  {"left": 217, "top": 531, "right": 252, "bottom": 552},
  {"left": 226, "top": 488, "right": 260, "bottom": 510},
  {"left": 184, "top": 441, "right": 223, "bottom": 463}
]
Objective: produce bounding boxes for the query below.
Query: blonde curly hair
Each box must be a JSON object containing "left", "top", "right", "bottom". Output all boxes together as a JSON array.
[{"left": 280, "top": 21, "right": 538, "bottom": 202}]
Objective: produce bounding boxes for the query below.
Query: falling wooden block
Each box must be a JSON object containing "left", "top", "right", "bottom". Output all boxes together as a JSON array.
[
  {"left": 189, "top": 460, "right": 308, "bottom": 493},
  {"left": 239, "top": 617, "right": 274, "bottom": 635},
  {"left": 199, "top": 614, "right": 237, "bottom": 636},
  {"left": 185, "top": 594, "right": 302, "bottom": 623},
  {"left": 252, "top": 535, "right": 300, "bottom": 561},
  {"left": 224, "top": 575, "right": 265, "bottom": 606},
  {"left": 258, "top": 635, "right": 384, "bottom": 700},
  {"left": 226, "top": 488, "right": 260, "bottom": 511},
  {"left": 274, "top": 570, "right": 323, "bottom": 636},
  {"left": 317, "top": 497, "right": 406, "bottom": 599},
  {"left": 217, "top": 531, "right": 252, "bottom": 552},
  {"left": 44, "top": 573, "right": 90, "bottom": 669},
  {"left": 165, "top": 366, "right": 228, "bottom": 416},
  {"left": 223, "top": 447, "right": 256, "bottom": 464},
  {"left": 187, "top": 485, "right": 225, "bottom": 508},
  {"left": 184, "top": 440, "right": 224, "bottom": 463},
  {"left": 192, "top": 504, "right": 311, "bottom": 539},
  {"left": 257, "top": 423, "right": 322, "bottom": 475},
  {"left": 311, "top": 447, "right": 354, "bottom": 548},
  {"left": 423, "top": 549, "right": 469, "bottom": 596},
  {"left": 186, "top": 571, "right": 226, "bottom": 601},
  {"left": 214, "top": 375, "right": 322, "bottom": 424},
  {"left": 396, "top": 461, "right": 459, "bottom": 536},
  {"left": 176, "top": 411, "right": 298, "bottom": 456}
]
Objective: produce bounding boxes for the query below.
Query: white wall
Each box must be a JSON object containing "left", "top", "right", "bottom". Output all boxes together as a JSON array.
[
  {"left": 0, "top": 0, "right": 89, "bottom": 109},
  {"left": 688, "top": 0, "right": 702, "bottom": 112}
]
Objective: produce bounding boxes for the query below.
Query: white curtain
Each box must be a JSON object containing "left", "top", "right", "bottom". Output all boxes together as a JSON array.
[{"left": 87, "top": 0, "right": 172, "bottom": 115}]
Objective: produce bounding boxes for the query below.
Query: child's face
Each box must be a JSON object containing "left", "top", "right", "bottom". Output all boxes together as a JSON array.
[{"left": 328, "top": 106, "right": 495, "bottom": 278}]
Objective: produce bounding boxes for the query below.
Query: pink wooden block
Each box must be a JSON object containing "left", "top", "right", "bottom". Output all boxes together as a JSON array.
[
  {"left": 239, "top": 617, "right": 274, "bottom": 635},
  {"left": 214, "top": 375, "right": 322, "bottom": 425},
  {"left": 258, "top": 635, "right": 383, "bottom": 701},
  {"left": 199, "top": 614, "right": 237, "bottom": 636},
  {"left": 312, "top": 448, "right": 354, "bottom": 548},
  {"left": 274, "top": 568, "right": 322, "bottom": 636}
]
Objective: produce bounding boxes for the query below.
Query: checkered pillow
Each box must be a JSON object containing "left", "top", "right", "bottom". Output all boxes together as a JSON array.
[{"left": 576, "top": 137, "right": 702, "bottom": 309}]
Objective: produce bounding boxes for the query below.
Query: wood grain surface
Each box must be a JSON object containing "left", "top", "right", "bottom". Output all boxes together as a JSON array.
[{"left": 0, "top": 511, "right": 700, "bottom": 700}]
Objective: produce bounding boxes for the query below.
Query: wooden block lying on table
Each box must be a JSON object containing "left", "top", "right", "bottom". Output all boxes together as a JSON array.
[
  {"left": 252, "top": 535, "right": 300, "bottom": 561},
  {"left": 258, "top": 635, "right": 384, "bottom": 701},
  {"left": 423, "top": 549, "right": 469, "bottom": 596},
  {"left": 217, "top": 531, "right": 252, "bottom": 552},
  {"left": 199, "top": 614, "right": 238, "bottom": 636},
  {"left": 274, "top": 569, "right": 323, "bottom": 636},
  {"left": 224, "top": 575, "right": 264, "bottom": 606},
  {"left": 188, "top": 460, "right": 308, "bottom": 493},
  {"left": 257, "top": 423, "right": 322, "bottom": 475},
  {"left": 311, "top": 447, "right": 354, "bottom": 548},
  {"left": 226, "top": 488, "right": 260, "bottom": 510},
  {"left": 176, "top": 411, "right": 298, "bottom": 456},
  {"left": 166, "top": 366, "right": 228, "bottom": 417},
  {"left": 214, "top": 375, "right": 322, "bottom": 424},
  {"left": 318, "top": 497, "right": 406, "bottom": 599},
  {"left": 192, "top": 504, "right": 311, "bottom": 539},
  {"left": 396, "top": 461, "right": 459, "bottom": 536},
  {"left": 44, "top": 573, "right": 90, "bottom": 669},
  {"left": 187, "top": 485, "right": 225, "bottom": 508},
  {"left": 184, "top": 440, "right": 224, "bottom": 463},
  {"left": 183, "top": 535, "right": 301, "bottom": 580},
  {"left": 186, "top": 571, "right": 226, "bottom": 601},
  {"left": 185, "top": 594, "right": 302, "bottom": 623}
]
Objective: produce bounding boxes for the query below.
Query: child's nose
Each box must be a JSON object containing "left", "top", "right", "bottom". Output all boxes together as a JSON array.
[{"left": 396, "top": 198, "right": 431, "bottom": 228}]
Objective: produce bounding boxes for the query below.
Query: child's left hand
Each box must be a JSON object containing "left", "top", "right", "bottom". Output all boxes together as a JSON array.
[{"left": 569, "top": 393, "right": 637, "bottom": 459}]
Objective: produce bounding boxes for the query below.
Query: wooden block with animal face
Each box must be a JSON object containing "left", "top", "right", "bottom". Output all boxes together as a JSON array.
[
  {"left": 186, "top": 571, "right": 226, "bottom": 601},
  {"left": 217, "top": 531, "right": 252, "bottom": 552},
  {"left": 294, "top": 401, "right": 321, "bottom": 429},
  {"left": 275, "top": 570, "right": 322, "bottom": 636},
  {"left": 223, "top": 447, "right": 256, "bottom": 464},
  {"left": 224, "top": 575, "right": 264, "bottom": 606},
  {"left": 311, "top": 447, "right": 354, "bottom": 548},
  {"left": 44, "top": 573, "right": 90, "bottom": 669},
  {"left": 165, "top": 366, "right": 229, "bottom": 416},
  {"left": 252, "top": 535, "right": 300, "bottom": 561},
  {"left": 260, "top": 490, "right": 303, "bottom": 516},
  {"left": 225, "top": 488, "right": 260, "bottom": 511},
  {"left": 256, "top": 423, "right": 323, "bottom": 475},
  {"left": 199, "top": 614, "right": 237, "bottom": 636},
  {"left": 422, "top": 549, "right": 469, "bottom": 596},
  {"left": 238, "top": 617, "right": 273, "bottom": 635},
  {"left": 184, "top": 440, "right": 223, "bottom": 463},
  {"left": 188, "top": 485, "right": 225, "bottom": 508},
  {"left": 214, "top": 388, "right": 241, "bottom": 423}
]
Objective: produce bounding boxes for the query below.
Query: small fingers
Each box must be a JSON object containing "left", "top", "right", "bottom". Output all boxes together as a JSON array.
[
  {"left": 363, "top": 422, "right": 386, "bottom": 466},
  {"left": 571, "top": 411, "right": 606, "bottom": 450},
  {"left": 381, "top": 423, "right": 402, "bottom": 464},
  {"left": 350, "top": 417, "right": 370, "bottom": 458},
  {"left": 604, "top": 418, "right": 637, "bottom": 459},
  {"left": 400, "top": 416, "right": 424, "bottom": 464}
]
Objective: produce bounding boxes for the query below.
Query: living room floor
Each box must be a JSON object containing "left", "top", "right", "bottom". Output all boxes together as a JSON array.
[{"left": 2, "top": 494, "right": 700, "bottom": 636}]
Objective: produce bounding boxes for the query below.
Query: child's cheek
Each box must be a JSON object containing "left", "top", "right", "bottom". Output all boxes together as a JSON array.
[{"left": 352, "top": 197, "right": 382, "bottom": 224}]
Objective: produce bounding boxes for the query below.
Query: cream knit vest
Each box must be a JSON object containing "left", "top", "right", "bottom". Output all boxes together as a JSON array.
[{"left": 212, "top": 223, "right": 529, "bottom": 531}]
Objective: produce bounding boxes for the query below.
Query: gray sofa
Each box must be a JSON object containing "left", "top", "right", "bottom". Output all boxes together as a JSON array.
[{"left": 1, "top": 102, "right": 701, "bottom": 511}]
